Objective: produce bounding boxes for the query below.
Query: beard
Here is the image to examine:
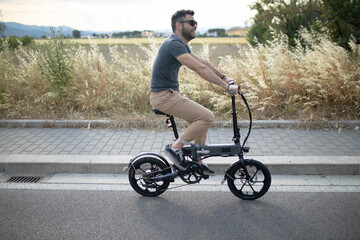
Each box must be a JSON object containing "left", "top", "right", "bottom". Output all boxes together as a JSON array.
[{"left": 182, "top": 27, "right": 195, "bottom": 41}]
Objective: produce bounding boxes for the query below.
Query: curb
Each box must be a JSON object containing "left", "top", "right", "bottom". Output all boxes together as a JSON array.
[
  {"left": 1, "top": 155, "right": 359, "bottom": 176},
  {"left": 1, "top": 119, "right": 359, "bottom": 129}
]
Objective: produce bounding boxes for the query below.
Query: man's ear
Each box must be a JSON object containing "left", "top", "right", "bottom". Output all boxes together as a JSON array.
[{"left": 176, "top": 21, "right": 182, "bottom": 31}]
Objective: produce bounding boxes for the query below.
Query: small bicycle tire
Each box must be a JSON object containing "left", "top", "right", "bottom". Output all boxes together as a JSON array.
[
  {"left": 128, "top": 157, "right": 171, "bottom": 197},
  {"left": 227, "top": 159, "right": 271, "bottom": 200}
]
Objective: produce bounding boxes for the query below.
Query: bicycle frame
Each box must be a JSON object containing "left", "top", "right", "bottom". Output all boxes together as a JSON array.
[{"left": 164, "top": 89, "right": 252, "bottom": 161}]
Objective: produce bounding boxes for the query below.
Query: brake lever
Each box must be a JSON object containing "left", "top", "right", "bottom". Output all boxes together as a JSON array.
[{"left": 227, "top": 80, "right": 235, "bottom": 85}]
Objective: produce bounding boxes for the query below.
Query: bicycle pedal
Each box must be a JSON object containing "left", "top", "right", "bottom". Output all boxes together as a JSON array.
[{"left": 202, "top": 175, "right": 209, "bottom": 179}]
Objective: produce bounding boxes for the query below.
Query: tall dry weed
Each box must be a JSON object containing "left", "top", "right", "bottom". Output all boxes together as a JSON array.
[
  {"left": 0, "top": 29, "right": 359, "bottom": 122},
  {"left": 219, "top": 28, "right": 360, "bottom": 120}
]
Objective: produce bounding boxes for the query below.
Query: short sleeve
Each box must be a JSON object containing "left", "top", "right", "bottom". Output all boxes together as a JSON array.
[{"left": 168, "top": 40, "right": 191, "bottom": 58}]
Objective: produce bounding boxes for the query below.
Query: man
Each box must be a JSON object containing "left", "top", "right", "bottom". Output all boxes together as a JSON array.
[{"left": 150, "top": 9, "right": 238, "bottom": 175}]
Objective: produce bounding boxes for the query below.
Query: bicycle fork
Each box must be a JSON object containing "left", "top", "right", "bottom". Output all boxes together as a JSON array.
[{"left": 221, "top": 154, "right": 251, "bottom": 184}]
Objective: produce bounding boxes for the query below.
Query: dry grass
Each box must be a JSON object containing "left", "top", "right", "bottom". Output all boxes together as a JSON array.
[
  {"left": 218, "top": 29, "right": 360, "bottom": 122},
  {"left": 35, "top": 37, "right": 248, "bottom": 45},
  {"left": 1, "top": 29, "right": 359, "bottom": 126}
]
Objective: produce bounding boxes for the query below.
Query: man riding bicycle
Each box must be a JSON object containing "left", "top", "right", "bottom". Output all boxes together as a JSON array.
[{"left": 150, "top": 9, "right": 238, "bottom": 176}]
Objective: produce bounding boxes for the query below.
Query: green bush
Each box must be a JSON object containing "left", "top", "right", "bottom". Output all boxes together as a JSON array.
[
  {"left": 20, "top": 35, "right": 34, "bottom": 46},
  {"left": 36, "top": 30, "right": 77, "bottom": 99},
  {"left": 7, "top": 36, "right": 20, "bottom": 49},
  {"left": 0, "top": 35, "right": 34, "bottom": 50}
]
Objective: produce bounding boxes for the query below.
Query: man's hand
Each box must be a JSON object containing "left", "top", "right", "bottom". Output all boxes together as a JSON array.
[
  {"left": 227, "top": 84, "right": 239, "bottom": 96},
  {"left": 225, "top": 77, "right": 239, "bottom": 96}
]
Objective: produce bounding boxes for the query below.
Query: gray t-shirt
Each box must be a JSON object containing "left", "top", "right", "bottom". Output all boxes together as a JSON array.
[{"left": 150, "top": 34, "right": 191, "bottom": 92}]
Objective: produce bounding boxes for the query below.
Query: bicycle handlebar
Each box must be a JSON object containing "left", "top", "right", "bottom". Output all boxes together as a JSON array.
[{"left": 227, "top": 80, "right": 240, "bottom": 95}]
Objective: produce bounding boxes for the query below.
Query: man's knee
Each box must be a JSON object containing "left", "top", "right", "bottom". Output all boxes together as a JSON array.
[{"left": 203, "top": 111, "right": 215, "bottom": 127}]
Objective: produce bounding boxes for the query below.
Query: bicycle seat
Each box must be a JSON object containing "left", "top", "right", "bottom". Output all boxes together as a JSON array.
[{"left": 152, "top": 108, "right": 167, "bottom": 115}]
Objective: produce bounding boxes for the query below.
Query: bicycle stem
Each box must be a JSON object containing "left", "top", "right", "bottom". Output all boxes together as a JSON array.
[{"left": 231, "top": 95, "right": 241, "bottom": 144}]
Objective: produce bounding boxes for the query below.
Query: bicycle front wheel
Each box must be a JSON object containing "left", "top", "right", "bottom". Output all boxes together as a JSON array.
[{"left": 227, "top": 159, "right": 271, "bottom": 200}]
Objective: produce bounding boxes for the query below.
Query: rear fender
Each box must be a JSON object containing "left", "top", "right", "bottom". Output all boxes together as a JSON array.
[{"left": 123, "top": 152, "right": 170, "bottom": 172}]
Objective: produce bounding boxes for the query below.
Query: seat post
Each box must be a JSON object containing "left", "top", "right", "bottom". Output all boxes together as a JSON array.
[
  {"left": 153, "top": 108, "right": 179, "bottom": 140},
  {"left": 168, "top": 116, "right": 179, "bottom": 140}
]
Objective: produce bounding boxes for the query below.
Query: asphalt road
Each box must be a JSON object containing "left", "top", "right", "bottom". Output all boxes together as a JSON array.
[{"left": 1, "top": 186, "right": 359, "bottom": 240}]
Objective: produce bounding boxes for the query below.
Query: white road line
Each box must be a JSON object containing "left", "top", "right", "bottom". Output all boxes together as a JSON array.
[{"left": 1, "top": 183, "right": 360, "bottom": 193}]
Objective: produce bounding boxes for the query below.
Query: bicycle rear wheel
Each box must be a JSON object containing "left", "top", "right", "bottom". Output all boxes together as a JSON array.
[
  {"left": 227, "top": 159, "right": 271, "bottom": 200},
  {"left": 128, "top": 157, "right": 171, "bottom": 197}
]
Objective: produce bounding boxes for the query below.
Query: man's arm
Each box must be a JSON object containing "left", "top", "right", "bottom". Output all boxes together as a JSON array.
[
  {"left": 176, "top": 53, "right": 229, "bottom": 90},
  {"left": 190, "top": 53, "right": 224, "bottom": 79}
]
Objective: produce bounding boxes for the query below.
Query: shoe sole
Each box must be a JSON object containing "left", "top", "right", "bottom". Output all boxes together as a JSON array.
[
  {"left": 201, "top": 166, "right": 216, "bottom": 176},
  {"left": 164, "top": 149, "right": 186, "bottom": 171}
]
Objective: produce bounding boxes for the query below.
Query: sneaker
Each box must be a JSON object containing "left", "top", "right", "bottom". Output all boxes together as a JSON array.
[
  {"left": 164, "top": 145, "right": 186, "bottom": 171},
  {"left": 201, "top": 163, "right": 216, "bottom": 176}
]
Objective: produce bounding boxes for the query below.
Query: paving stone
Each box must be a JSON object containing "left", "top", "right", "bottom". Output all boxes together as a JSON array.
[{"left": 0, "top": 128, "right": 359, "bottom": 157}]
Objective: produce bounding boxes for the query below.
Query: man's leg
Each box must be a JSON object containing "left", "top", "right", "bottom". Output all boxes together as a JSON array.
[
  {"left": 151, "top": 90, "right": 215, "bottom": 174},
  {"left": 151, "top": 90, "right": 214, "bottom": 146}
]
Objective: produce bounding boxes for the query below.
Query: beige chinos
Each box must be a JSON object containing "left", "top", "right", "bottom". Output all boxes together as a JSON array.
[{"left": 150, "top": 89, "right": 214, "bottom": 146}]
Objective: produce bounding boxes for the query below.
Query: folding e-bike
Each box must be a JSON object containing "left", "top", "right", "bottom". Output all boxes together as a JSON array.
[{"left": 125, "top": 85, "right": 271, "bottom": 200}]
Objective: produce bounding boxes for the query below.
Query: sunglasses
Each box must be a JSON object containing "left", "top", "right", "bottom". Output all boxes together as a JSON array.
[{"left": 180, "top": 20, "right": 198, "bottom": 26}]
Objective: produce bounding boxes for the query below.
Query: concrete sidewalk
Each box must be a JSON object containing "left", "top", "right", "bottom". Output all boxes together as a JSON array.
[{"left": 1, "top": 127, "right": 360, "bottom": 175}]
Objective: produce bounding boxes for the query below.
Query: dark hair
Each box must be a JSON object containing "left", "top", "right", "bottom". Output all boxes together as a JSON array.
[{"left": 171, "top": 9, "right": 195, "bottom": 32}]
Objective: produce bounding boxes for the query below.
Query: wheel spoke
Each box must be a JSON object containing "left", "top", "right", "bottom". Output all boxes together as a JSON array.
[
  {"left": 249, "top": 184, "right": 258, "bottom": 194},
  {"left": 137, "top": 166, "right": 146, "bottom": 173},
  {"left": 239, "top": 182, "right": 246, "bottom": 192},
  {"left": 250, "top": 169, "right": 259, "bottom": 181}
]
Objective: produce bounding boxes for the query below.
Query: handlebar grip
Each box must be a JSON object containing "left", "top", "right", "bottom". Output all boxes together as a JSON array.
[{"left": 228, "top": 85, "right": 240, "bottom": 95}]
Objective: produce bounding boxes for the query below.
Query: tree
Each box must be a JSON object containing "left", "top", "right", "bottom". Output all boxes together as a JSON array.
[
  {"left": 0, "top": 23, "right": 5, "bottom": 37},
  {"left": 247, "top": 0, "right": 323, "bottom": 46},
  {"left": 72, "top": 30, "right": 81, "bottom": 38},
  {"left": 322, "top": 0, "right": 360, "bottom": 49},
  {"left": 247, "top": 1, "right": 274, "bottom": 46},
  {"left": 0, "top": 10, "right": 6, "bottom": 37},
  {"left": 247, "top": 0, "right": 360, "bottom": 50},
  {"left": 207, "top": 28, "right": 226, "bottom": 37},
  {"left": 112, "top": 31, "right": 142, "bottom": 38}
]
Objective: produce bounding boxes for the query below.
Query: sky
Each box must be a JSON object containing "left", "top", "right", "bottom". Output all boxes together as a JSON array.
[{"left": 0, "top": 0, "right": 257, "bottom": 32}]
